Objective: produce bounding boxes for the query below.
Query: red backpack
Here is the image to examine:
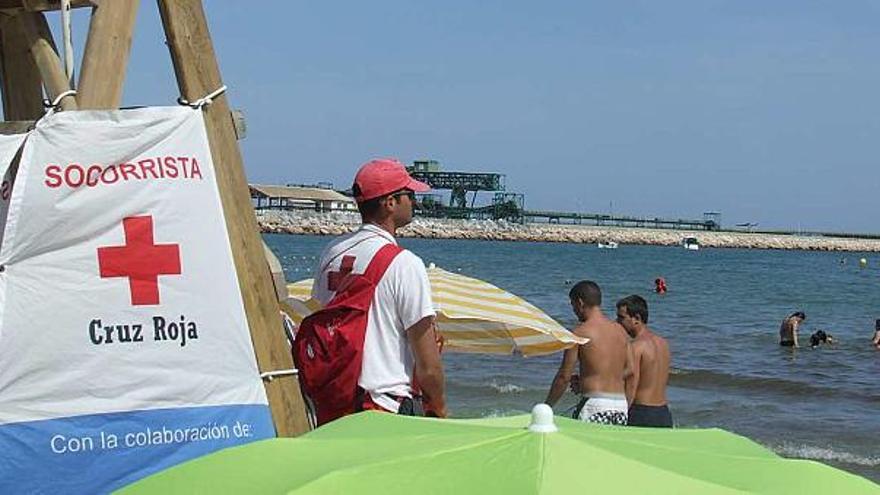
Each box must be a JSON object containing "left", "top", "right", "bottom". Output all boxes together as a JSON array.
[{"left": 292, "top": 243, "right": 402, "bottom": 425}]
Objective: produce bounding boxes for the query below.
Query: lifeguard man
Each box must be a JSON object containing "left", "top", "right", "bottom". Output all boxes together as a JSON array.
[{"left": 310, "top": 158, "right": 447, "bottom": 418}]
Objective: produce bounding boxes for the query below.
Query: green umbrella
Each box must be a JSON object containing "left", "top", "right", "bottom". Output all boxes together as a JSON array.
[{"left": 120, "top": 406, "right": 878, "bottom": 494}]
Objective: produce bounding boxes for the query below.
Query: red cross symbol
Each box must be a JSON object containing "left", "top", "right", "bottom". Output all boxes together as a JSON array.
[
  {"left": 327, "top": 255, "right": 356, "bottom": 291},
  {"left": 97, "top": 215, "right": 181, "bottom": 306}
]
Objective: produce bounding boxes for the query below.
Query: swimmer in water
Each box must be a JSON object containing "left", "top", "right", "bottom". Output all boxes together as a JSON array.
[
  {"left": 779, "top": 311, "right": 806, "bottom": 347},
  {"left": 654, "top": 277, "right": 667, "bottom": 294},
  {"left": 808, "top": 329, "right": 835, "bottom": 348},
  {"left": 872, "top": 319, "right": 880, "bottom": 350}
]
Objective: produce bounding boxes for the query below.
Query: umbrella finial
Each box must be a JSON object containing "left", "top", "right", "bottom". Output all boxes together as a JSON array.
[{"left": 528, "top": 404, "right": 558, "bottom": 433}]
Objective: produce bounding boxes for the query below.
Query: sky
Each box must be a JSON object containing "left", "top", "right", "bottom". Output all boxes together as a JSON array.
[{"left": 31, "top": 1, "right": 880, "bottom": 232}]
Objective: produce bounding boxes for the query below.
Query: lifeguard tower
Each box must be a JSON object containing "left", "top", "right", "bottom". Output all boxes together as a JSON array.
[{"left": 0, "top": 1, "right": 309, "bottom": 481}]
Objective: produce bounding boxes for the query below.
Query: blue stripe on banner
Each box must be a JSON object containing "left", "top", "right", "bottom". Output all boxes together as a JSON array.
[{"left": 0, "top": 404, "right": 274, "bottom": 494}]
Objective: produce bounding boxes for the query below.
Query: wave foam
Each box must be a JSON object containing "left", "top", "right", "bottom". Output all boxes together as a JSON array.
[
  {"left": 489, "top": 381, "right": 524, "bottom": 394},
  {"left": 771, "top": 443, "right": 880, "bottom": 467}
]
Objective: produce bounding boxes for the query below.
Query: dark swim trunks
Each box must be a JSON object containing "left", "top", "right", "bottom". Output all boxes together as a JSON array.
[
  {"left": 627, "top": 404, "right": 673, "bottom": 428},
  {"left": 779, "top": 340, "right": 795, "bottom": 347}
]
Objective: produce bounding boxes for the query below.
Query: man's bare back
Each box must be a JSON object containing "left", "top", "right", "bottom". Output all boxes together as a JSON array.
[
  {"left": 616, "top": 294, "right": 674, "bottom": 427},
  {"left": 779, "top": 318, "right": 796, "bottom": 342},
  {"left": 779, "top": 312, "right": 805, "bottom": 347},
  {"left": 544, "top": 281, "right": 629, "bottom": 421},
  {"left": 630, "top": 329, "right": 670, "bottom": 406},
  {"left": 573, "top": 317, "right": 629, "bottom": 395}
]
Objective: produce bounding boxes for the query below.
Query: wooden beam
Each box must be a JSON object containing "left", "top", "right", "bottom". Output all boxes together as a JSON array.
[
  {"left": 0, "top": 0, "right": 97, "bottom": 12},
  {"left": 158, "top": 0, "right": 310, "bottom": 437},
  {"left": 0, "top": 13, "right": 43, "bottom": 119},
  {"left": 16, "top": 10, "right": 76, "bottom": 110},
  {"left": 262, "top": 240, "right": 288, "bottom": 302},
  {"left": 0, "top": 120, "right": 34, "bottom": 133},
  {"left": 77, "top": 0, "right": 138, "bottom": 109}
]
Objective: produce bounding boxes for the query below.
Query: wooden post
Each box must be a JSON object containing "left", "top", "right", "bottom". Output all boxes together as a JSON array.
[
  {"left": 77, "top": 0, "right": 140, "bottom": 109},
  {"left": 16, "top": 10, "right": 77, "bottom": 110},
  {"left": 157, "top": 0, "right": 310, "bottom": 436},
  {"left": 0, "top": 14, "right": 44, "bottom": 120},
  {"left": 0, "top": 120, "right": 35, "bottom": 134}
]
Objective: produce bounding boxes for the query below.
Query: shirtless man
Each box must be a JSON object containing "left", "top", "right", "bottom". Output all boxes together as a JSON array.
[
  {"left": 544, "top": 281, "right": 630, "bottom": 425},
  {"left": 616, "top": 295, "right": 673, "bottom": 427},
  {"left": 872, "top": 319, "right": 880, "bottom": 350},
  {"left": 779, "top": 311, "right": 806, "bottom": 347}
]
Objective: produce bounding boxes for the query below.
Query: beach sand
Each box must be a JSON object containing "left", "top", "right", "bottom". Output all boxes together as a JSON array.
[{"left": 256, "top": 210, "right": 880, "bottom": 252}]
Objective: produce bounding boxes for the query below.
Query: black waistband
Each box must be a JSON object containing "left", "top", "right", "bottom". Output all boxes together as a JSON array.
[{"left": 355, "top": 388, "right": 417, "bottom": 416}]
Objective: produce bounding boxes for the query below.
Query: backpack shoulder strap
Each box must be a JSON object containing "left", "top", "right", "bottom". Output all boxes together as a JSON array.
[{"left": 362, "top": 243, "right": 404, "bottom": 285}]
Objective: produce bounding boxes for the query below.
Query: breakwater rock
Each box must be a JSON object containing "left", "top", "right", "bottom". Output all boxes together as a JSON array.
[{"left": 256, "top": 210, "right": 880, "bottom": 252}]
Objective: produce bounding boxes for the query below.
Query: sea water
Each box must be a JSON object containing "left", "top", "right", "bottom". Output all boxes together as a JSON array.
[{"left": 266, "top": 233, "right": 880, "bottom": 482}]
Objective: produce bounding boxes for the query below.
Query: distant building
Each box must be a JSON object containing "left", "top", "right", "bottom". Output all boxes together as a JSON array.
[
  {"left": 412, "top": 159, "right": 442, "bottom": 172},
  {"left": 249, "top": 184, "right": 357, "bottom": 212}
]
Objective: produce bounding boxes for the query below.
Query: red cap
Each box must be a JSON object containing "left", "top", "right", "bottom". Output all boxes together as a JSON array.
[{"left": 352, "top": 158, "right": 430, "bottom": 202}]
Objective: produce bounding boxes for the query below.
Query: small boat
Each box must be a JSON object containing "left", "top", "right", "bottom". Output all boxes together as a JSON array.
[
  {"left": 681, "top": 237, "right": 700, "bottom": 251},
  {"left": 597, "top": 240, "right": 619, "bottom": 249}
]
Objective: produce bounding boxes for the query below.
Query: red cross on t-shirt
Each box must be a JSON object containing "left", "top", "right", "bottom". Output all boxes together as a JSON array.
[
  {"left": 327, "top": 255, "right": 356, "bottom": 291},
  {"left": 97, "top": 215, "right": 182, "bottom": 306}
]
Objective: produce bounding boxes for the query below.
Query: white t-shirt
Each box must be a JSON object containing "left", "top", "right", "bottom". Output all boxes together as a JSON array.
[{"left": 312, "top": 224, "right": 435, "bottom": 412}]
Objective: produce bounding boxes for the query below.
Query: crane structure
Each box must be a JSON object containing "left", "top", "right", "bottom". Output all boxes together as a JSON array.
[
  {"left": 406, "top": 160, "right": 524, "bottom": 222},
  {"left": 407, "top": 159, "right": 505, "bottom": 209}
]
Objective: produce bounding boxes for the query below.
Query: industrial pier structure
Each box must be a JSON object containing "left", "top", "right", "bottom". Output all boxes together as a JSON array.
[
  {"left": 407, "top": 160, "right": 526, "bottom": 223},
  {"left": 406, "top": 160, "right": 720, "bottom": 231}
]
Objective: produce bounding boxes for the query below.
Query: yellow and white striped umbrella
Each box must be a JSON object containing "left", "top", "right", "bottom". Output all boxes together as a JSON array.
[{"left": 284, "top": 264, "right": 586, "bottom": 357}]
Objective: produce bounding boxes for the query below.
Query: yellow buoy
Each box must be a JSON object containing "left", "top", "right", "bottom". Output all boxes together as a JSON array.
[{"left": 859, "top": 258, "right": 868, "bottom": 267}]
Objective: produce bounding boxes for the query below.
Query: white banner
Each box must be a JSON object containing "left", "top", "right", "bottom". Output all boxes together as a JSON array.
[
  {"left": 0, "top": 107, "right": 273, "bottom": 493},
  {"left": 0, "top": 132, "right": 29, "bottom": 247}
]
